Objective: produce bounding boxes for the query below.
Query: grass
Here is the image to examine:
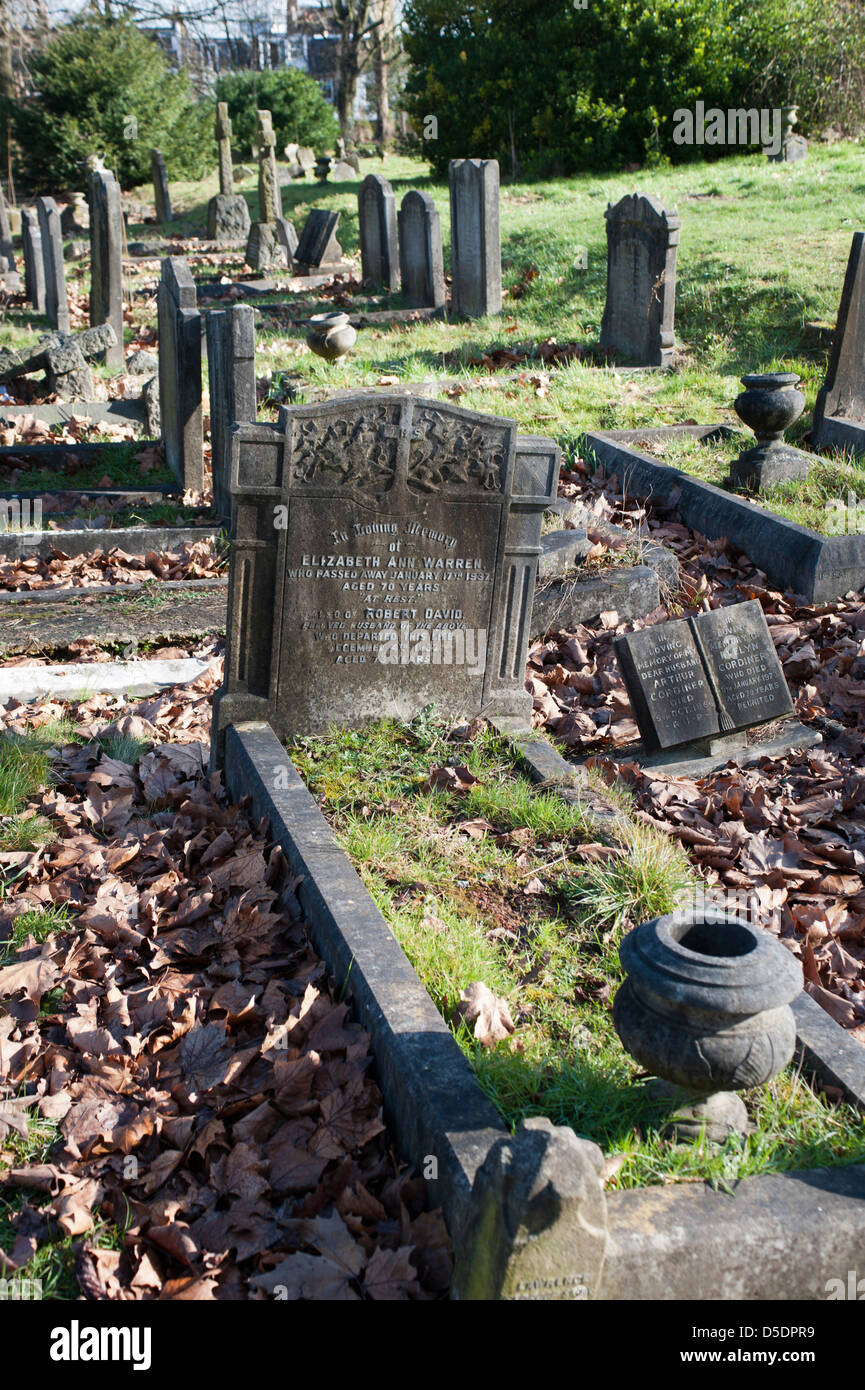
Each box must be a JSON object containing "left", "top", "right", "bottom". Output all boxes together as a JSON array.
[
  {"left": 289, "top": 712, "right": 865, "bottom": 1190},
  {"left": 0, "top": 721, "right": 75, "bottom": 852},
  {"left": 622, "top": 428, "right": 865, "bottom": 532}
]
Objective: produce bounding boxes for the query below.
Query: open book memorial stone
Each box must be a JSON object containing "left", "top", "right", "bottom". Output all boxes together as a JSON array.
[
  {"left": 211, "top": 395, "right": 560, "bottom": 757},
  {"left": 612, "top": 600, "right": 814, "bottom": 766}
]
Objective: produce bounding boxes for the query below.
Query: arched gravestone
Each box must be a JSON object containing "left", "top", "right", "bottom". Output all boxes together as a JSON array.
[
  {"left": 211, "top": 396, "right": 560, "bottom": 756},
  {"left": 812, "top": 232, "right": 865, "bottom": 455},
  {"left": 358, "top": 173, "right": 399, "bottom": 291},
  {"left": 398, "top": 190, "right": 445, "bottom": 311},
  {"left": 599, "top": 193, "right": 680, "bottom": 367}
]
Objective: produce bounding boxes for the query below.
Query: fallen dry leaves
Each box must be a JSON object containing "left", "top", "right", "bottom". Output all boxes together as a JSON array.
[
  {"left": 0, "top": 539, "right": 226, "bottom": 592},
  {"left": 529, "top": 462, "right": 865, "bottom": 1042},
  {"left": 0, "top": 669, "right": 450, "bottom": 1299}
]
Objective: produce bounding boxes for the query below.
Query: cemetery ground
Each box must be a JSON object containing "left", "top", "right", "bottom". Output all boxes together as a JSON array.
[{"left": 2, "top": 143, "right": 865, "bottom": 1303}]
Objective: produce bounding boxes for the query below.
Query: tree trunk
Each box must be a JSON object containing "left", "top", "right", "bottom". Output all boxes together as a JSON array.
[{"left": 372, "top": 0, "right": 394, "bottom": 145}]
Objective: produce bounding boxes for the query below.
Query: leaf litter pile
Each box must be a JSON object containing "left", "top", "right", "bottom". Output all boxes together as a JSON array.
[
  {"left": 0, "top": 670, "right": 450, "bottom": 1299},
  {"left": 0, "top": 539, "right": 227, "bottom": 593},
  {"left": 529, "top": 463, "right": 865, "bottom": 1042}
]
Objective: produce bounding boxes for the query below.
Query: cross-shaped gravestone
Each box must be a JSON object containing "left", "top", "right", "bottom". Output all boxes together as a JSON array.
[
  {"left": 35, "top": 197, "right": 70, "bottom": 332},
  {"left": 217, "top": 102, "right": 235, "bottom": 197},
  {"left": 157, "top": 257, "right": 203, "bottom": 491},
  {"left": 88, "top": 169, "right": 124, "bottom": 370},
  {"left": 211, "top": 395, "right": 560, "bottom": 758},
  {"left": 256, "top": 109, "right": 281, "bottom": 224},
  {"left": 600, "top": 193, "right": 680, "bottom": 367}
]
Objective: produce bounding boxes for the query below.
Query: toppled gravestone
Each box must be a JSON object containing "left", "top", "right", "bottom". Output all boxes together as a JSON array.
[{"left": 0, "top": 322, "right": 117, "bottom": 401}]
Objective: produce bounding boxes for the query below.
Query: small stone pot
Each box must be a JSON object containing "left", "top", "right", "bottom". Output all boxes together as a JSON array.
[
  {"left": 614, "top": 910, "right": 802, "bottom": 1099},
  {"left": 733, "top": 372, "right": 805, "bottom": 446},
  {"left": 306, "top": 311, "right": 356, "bottom": 363}
]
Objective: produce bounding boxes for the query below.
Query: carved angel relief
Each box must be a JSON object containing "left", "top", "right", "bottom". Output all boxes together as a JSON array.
[{"left": 289, "top": 401, "right": 510, "bottom": 499}]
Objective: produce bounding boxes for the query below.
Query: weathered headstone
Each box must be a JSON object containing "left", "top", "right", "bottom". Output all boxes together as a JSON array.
[
  {"left": 449, "top": 159, "right": 502, "bottom": 319},
  {"left": 276, "top": 218, "right": 298, "bottom": 265},
  {"left": 297, "top": 147, "right": 316, "bottom": 173},
  {"left": 398, "top": 190, "right": 445, "bottom": 312},
  {"left": 358, "top": 173, "right": 399, "bottom": 291},
  {"left": 768, "top": 106, "right": 808, "bottom": 164},
  {"left": 812, "top": 232, "right": 865, "bottom": 455},
  {"left": 87, "top": 169, "right": 124, "bottom": 370},
  {"left": 60, "top": 193, "right": 89, "bottom": 236},
  {"left": 212, "top": 395, "right": 560, "bottom": 753},
  {"left": 613, "top": 599, "right": 793, "bottom": 755},
  {"left": 21, "top": 208, "right": 46, "bottom": 313},
  {"left": 0, "top": 188, "right": 20, "bottom": 291},
  {"left": 245, "top": 110, "right": 285, "bottom": 271},
  {"left": 208, "top": 102, "right": 251, "bottom": 244},
  {"left": 205, "top": 303, "right": 256, "bottom": 520},
  {"left": 150, "top": 150, "right": 173, "bottom": 224},
  {"left": 293, "top": 210, "right": 343, "bottom": 274},
  {"left": 600, "top": 193, "right": 680, "bottom": 367},
  {"left": 35, "top": 197, "right": 70, "bottom": 333},
  {"left": 157, "top": 257, "right": 203, "bottom": 492}
]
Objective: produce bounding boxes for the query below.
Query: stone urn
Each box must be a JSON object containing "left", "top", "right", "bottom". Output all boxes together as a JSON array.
[
  {"left": 613, "top": 910, "right": 803, "bottom": 1141},
  {"left": 729, "top": 371, "right": 808, "bottom": 493},
  {"left": 306, "top": 311, "right": 356, "bottom": 363}
]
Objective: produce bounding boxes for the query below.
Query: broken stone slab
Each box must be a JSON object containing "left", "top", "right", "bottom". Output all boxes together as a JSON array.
[
  {"left": 538, "top": 528, "right": 593, "bottom": 581},
  {"left": 792, "top": 991, "right": 865, "bottom": 1111},
  {"left": 532, "top": 565, "right": 660, "bottom": 636},
  {"left": 0, "top": 656, "right": 211, "bottom": 705},
  {"left": 208, "top": 193, "right": 251, "bottom": 244},
  {"left": 599, "top": 718, "right": 821, "bottom": 778},
  {"left": 44, "top": 341, "right": 93, "bottom": 401},
  {"left": 0, "top": 323, "right": 118, "bottom": 384},
  {"left": 126, "top": 348, "right": 159, "bottom": 375},
  {"left": 452, "top": 1117, "right": 609, "bottom": 1301}
]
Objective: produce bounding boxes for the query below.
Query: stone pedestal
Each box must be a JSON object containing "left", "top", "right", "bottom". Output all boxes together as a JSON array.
[{"left": 208, "top": 193, "right": 251, "bottom": 243}]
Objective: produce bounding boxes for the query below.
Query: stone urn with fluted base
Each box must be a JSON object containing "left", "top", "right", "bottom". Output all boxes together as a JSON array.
[
  {"left": 728, "top": 371, "right": 808, "bottom": 493},
  {"left": 614, "top": 910, "right": 803, "bottom": 1141}
]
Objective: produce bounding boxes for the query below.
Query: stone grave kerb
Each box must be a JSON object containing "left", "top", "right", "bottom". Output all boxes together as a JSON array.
[
  {"left": 157, "top": 256, "right": 204, "bottom": 492},
  {"left": 211, "top": 395, "right": 560, "bottom": 763},
  {"left": 813, "top": 230, "right": 865, "bottom": 449},
  {"left": 599, "top": 192, "right": 681, "bottom": 368}
]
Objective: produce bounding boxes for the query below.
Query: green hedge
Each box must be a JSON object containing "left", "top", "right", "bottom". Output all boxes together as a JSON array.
[{"left": 215, "top": 69, "right": 339, "bottom": 158}]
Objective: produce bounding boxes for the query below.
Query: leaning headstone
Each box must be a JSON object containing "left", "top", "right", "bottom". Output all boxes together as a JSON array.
[
  {"left": 0, "top": 188, "right": 20, "bottom": 291},
  {"left": 276, "top": 218, "right": 298, "bottom": 266},
  {"left": 358, "top": 173, "right": 399, "bottom": 291},
  {"left": 212, "top": 395, "right": 560, "bottom": 752},
  {"left": 398, "top": 190, "right": 445, "bottom": 312},
  {"left": 150, "top": 149, "right": 172, "bottom": 224},
  {"left": 21, "top": 208, "right": 46, "bottom": 313},
  {"left": 599, "top": 193, "right": 680, "bottom": 367},
  {"left": 245, "top": 110, "right": 284, "bottom": 271},
  {"left": 35, "top": 197, "right": 70, "bottom": 332},
  {"left": 293, "top": 210, "right": 343, "bottom": 274},
  {"left": 449, "top": 158, "right": 502, "bottom": 319},
  {"left": 205, "top": 303, "right": 256, "bottom": 520},
  {"left": 157, "top": 257, "right": 203, "bottom": 492},
  {"left": 296, "top": 147, "right": 316, "bottom": 173},
  {"left": 87, "top": 168, "right": 124, "bottom": 370},
  {"left": 613, "top": 599, "right": 795, "bottom": 758},
  {"left": 812, "top": 232, "right": 865, "bottom": 455},
  {"left": 208, "top": 102, "right": 251, "bottom": 243}
]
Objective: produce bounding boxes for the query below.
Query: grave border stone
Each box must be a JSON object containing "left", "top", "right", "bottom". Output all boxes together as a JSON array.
[
  {"left": 584, "top": 424, "right": 865, "bottom": 603},
  {"left": 220, "top": 718, "right": 865, "bottom": 1300}
]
